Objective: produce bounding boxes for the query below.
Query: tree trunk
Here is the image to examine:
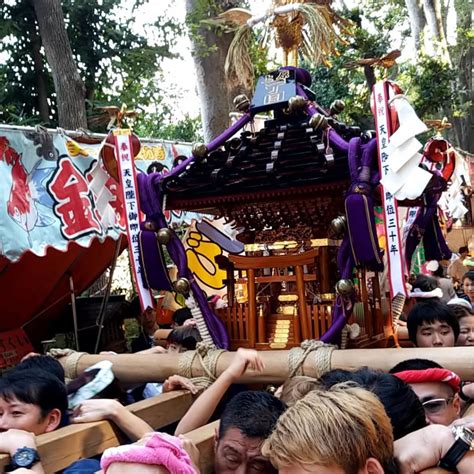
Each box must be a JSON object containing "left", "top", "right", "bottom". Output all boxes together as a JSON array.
[
  {"left": 32, "top": 0, "right": 87, "bottom": 129},
  {"left": 363, "top": 65, "right": 376, "bottom": 94},
  {"left": 404, "top": 0, "right": 426, "bottom": 52},
  {"left": 422, "top": 0, "right": 451, "bottom": 63},
  {"left": 185, "top": 0, "right": 243, "bottom": 143},
  {"left": 27, "top": 11, "right": 50, "bottom": 124},
  {"left": 453, "top": 0, "right": 473, "bottom": 152}
]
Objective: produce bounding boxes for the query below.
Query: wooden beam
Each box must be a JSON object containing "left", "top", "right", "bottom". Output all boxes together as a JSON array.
[
  {"left": 184, "top": 420, "right": 219, "bottom": 474},
  {"left": 0, "top": 391, "right": 193, "bottom": 473},
  {"left": 229, "top": 249, "right": 318, "bottom": 269},
  {"left": 61, "top": 347, "right": 474, "bottom": 384}
]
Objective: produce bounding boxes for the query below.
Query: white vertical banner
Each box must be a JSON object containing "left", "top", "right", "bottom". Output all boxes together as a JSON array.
[
  {"left": 373, "top": 82, "right": 407, "bottom": 298},
  {"left": 113, "top": 129, "right": 154, "bottom": 310}
]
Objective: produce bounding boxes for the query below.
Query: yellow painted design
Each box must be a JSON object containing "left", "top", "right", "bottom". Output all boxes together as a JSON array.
[
  {"left": 136, "top": 145, "right": 166, "bottom": 161},
  {"left": 66, "top": 140, "right": 89, "bottom": 157},
  {"left": 185, "top": 231, "right": 227, "bottom": 290}
]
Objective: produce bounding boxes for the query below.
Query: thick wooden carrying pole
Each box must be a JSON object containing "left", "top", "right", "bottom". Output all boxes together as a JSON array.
[
  {"left": 61, "top": 347, "right": 474, "bottom": 384},
  {"left": 0, "top": 391, "right": 194, "bottom": 473}
]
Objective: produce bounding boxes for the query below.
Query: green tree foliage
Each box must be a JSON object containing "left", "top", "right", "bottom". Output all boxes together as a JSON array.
[
  {"left": 301, "top": 0, "right": 471, "bottom": 147},
  {"left": 0, "top": 0, "right": 200, "bottom": 140}
]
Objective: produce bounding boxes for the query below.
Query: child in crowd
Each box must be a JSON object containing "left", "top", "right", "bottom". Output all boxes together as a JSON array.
[
  {"left": 406, "top": 300, "right": 459, "bottom": 347},
  {"left": 139, "top": 326, "right": 202, "bottom": 400},
  {"left": 167, "top": 326, "right": 202, "bottom": 353}
]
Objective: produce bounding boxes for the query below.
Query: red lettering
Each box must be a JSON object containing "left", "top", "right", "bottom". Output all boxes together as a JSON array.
[{"left": 49, "top": 158, "right": 101, "bottom": 239}]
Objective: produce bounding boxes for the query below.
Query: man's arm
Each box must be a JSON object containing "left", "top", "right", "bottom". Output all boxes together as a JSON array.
[
  {"left": 395, "top": 422, "right": 474, "bottom": 474},
  {"left": 71, "top": 399, "right": 152, "bottom": 441},
  {"left": 0, "top": 430, "right": 44, "bottom": 474},
  {"left": 174, "top": 348, "right": 264, "bottom": 435}
]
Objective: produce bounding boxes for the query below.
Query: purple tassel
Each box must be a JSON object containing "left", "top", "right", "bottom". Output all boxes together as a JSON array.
[{"left": 137, "top": 173, "right": 230, "bottom": 349}]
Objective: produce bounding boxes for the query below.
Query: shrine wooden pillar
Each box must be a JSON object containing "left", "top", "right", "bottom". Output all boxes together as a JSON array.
[
  {"left": 247, "top": 268, "right": 257, "bottom": 348},
  {"left": 295, "top": 264, "right": 310, "bottom": 341},
  {"left": 229, "top": 250, "right": 318, "bottom": 348},
  {"left": 319, "top": 246, "right": 330, "bottom": 293}
]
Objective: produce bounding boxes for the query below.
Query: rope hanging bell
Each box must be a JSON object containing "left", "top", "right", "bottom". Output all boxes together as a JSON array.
[
  {"left": 192, "top": 143, "right": 208, "bottom": 160},
  {"left": 288, "top": 95, "right": 307, "bottom": 114},
  {"left": 233, "top": 94, "right": 250, "bottom": 113},
  {"left": 309, "top": 113, "right": 329, "bottom": 131},
  {"left": 335, "top": 279, "right": 355, "bottom": 298},
  {"left": 156, "top": 228, "right": 173, "bottom": 245},
  {"left": 174, "top": 278, "right": 191, "bottom": 295},
  {"left": 328, "top": 215, "right": 347, "bottom": 239},
  {"left": 330, "top": 99, "right": 345, "bottom": 116}
]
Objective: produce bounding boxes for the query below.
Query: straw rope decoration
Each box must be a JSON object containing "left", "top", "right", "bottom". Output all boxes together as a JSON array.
[{"left": 223, "top": 2, "right": 352, "bottom": 88}]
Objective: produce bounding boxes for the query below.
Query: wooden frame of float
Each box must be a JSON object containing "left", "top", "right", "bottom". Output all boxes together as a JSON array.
[
  {"left": 0, "top": 386, "right": 461, "bottom": 473},
  {"left": 0, "top": 391, "right": 196, "bottom": 473}
]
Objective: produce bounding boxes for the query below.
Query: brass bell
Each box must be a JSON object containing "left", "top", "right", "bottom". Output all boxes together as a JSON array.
[
  {"left": 328, "top": 216, "right": 347, "bottom": 239},
  {"left": 174, "top": 278, "right": 191, "bottom": 295},
  {"left": 192, "top": 143, "right": 208, "bottom": 159},
  {"left": 309, "top": 113, "right": 328, "bottom": 130},
  {"left": 288, "top": 95, "right": 307, "bottom": 114},
  {"left": 335, "top": 279, "right": 355, "bottom": 298},
  {"left": 233, "top": 94, "right": 250, "bottom": 113},
  {"left": 156, "top": 228, "right": 173, "bottom": 245},
  {"left": 330, "top": 100, "right": 345, "bottom": 116}
]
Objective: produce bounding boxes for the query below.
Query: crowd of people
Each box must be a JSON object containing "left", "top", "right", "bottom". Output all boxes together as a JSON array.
[{"left": 0, "top": 253, "right": 473, "bottom": 473}]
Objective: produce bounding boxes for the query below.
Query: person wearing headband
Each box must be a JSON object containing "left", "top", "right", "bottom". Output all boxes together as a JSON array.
[
  {"left": 390, "top": 359, "right": 461, "bottom": 426},
  {"left": 406, "top": 300, "right": 459, "bottom": 347}
]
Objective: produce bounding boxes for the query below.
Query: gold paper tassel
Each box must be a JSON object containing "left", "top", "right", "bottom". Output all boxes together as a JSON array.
[
  {"left": 225, "top": 24, "right": 254, "bottom": 89},
  {"left": 298, "top": 3, "right": 349, "bottom": 67}
]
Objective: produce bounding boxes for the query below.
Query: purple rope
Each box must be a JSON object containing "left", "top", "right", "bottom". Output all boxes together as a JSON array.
[
  {"left": 328, "top": 129, "right": 349, "bottom": 153},
  {"left": 137, "top": 173, "right": 230, "bottom": 349},
  {"left": 162, "top": 113, "right": 252, "bottom": 181}
]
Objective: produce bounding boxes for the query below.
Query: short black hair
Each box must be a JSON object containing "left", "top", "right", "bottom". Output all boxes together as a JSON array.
[
  {"left": 459, "top": 246, "right": 469, "bottom": 254},
  {"left": 15, "top": 355, "right": 65, "bottom": 384},
  {"left": 172, "top": 307, "right": 193, "bottom": 326},
  {"left": 219, "top": 391, "right": 286, "bottom": 440},
  {"left": 389, "top": 358, "right": 443, "bottom": 373},
  {"left": 167, "top": 326, "right": 202, "bottom": 350},
  {"left": 0, "top": 369, "right": 68, "bottom": 420},
  {"left": 319, "top": 367, "right": 426, "bottom": 440},
  {"left": 407, "top": 301, "right": 460, "bottom": 345},
  {"left": 463, "top": 270, "right": 474, "bottom": 283},
  {"left": 411, "top": 274, "right": 439, "bottom": 293}
]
